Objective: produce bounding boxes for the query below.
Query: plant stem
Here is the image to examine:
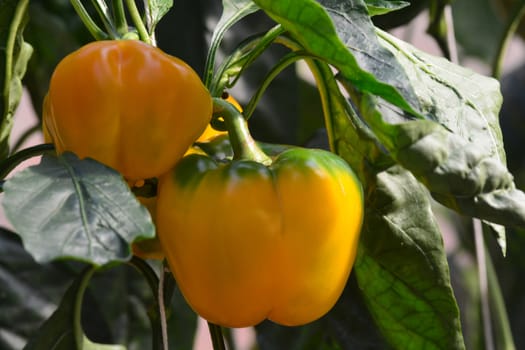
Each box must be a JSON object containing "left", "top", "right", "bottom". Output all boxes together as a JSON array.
[
  {"left": 473, "top": 219, "right": 494, "bottom": 350},
  {"left": 2, "top": 0, "right": 28, "bottom": 111},
  {"left": 69, "top": 0, "right": 109, "bottom": 40},
  {"left": 223, "top": 328, "right": 237, "bottom": 350},
  {"left": 90, "top": 0, "right": 118, "bottom": 38},
  {"left": 213, "top": 98, "right": 271, "bottom": 165},
  {"left": 125, "top": 0, "right": 151, "bottom": 44},
  {"left": 112, "top": 0, "right": 128, "bottom": 36},
  {"left": 427, "top": 1, "right": 452, "bottom": 61},
  {"left": 74, "top": 267, "right": 96, "bottom": 349},
  {"left": 486, "top": 246, "right": 516, "bottom": 349},
  {"left": 210, "top": 25, "right": 285, "bottom": 96},
  {"left": 10, "top": 124, "right": 41, "bottom": 154},
  {"left": 158, "top": 263, "right": 169, "bottom": 350},
  {"left": 243, "top": 51, "right": 311, "bottom": 120},
  {"left": 492, "top": 0, "right": 525, "bottom": 79},
  {"left": 129, "top": 257, "right": 164, "bottom": 350},
  {"left": 207, "top": 322, "right": 227, "bottom": 350},
  {"left": 443, "top": 4, "right": 458, "bottom": 64},
  {"left": 0, "top": 143, "right": 54, "bottom": 181}
]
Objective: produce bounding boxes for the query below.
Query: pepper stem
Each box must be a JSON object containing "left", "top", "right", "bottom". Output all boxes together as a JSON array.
[
  {"left": 207, "top": 322, "right": 227, "bottom": 350},
  {"left": 212, "top": 97, "right": 271, "bottom": 165}
]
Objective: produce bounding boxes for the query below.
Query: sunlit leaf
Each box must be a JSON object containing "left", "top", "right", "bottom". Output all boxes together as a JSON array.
[
  {"left": 253, "top": 0, "right": 421, "bottom": 115},
  {"left": 307, "top": 56, "right": 463, "bottom": 350},
  {"left": 356, "top": 165, "right": 465, "bottom": 350},
  {"left": 357, "top": 31, "right": 525, "bottom": 235}
]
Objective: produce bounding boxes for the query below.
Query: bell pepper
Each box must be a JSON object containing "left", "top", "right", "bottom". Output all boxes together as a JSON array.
[
  {"left": 156, "top": 99, "right": 363, "bottom": 327},
  {"left": 131, "top": 94, "right": 241, "bottom": 260},
  {"left": 43, "top": 39, "right": 212, "bottom": 180}
]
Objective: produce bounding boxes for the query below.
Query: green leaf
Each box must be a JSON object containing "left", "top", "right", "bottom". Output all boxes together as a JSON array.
[
  {"left": 356, "top": 165, "right": 465, "bottom": 350},
  {"left": 253, "top": 0, "right": 421, "bottom": 116},
  {"left": 365, "top": 0, "right": 410, "bottom": 16},
  {"left": 307, "top": 57, "right": 461, "bottom": 349},
  {"left": 452, "top": 0, "right": 504, "bottom": 62},
  {"left": 23, "top": 267, "right": 126, "bottom": 350},
  {"left": 358, "top": 31, "right": 525, "bottom": 232},
  {"left": 203, "top": 0, "right": 260, "bottom": 87},
  {"left": 323, "top": 276, "right": 390, "bottom": 349},
  {"left": 0, "top": 0, "right": 33, "bottom": 160},
  {"left": 145, "top": 0, "right": 173, "bottom": 36},
  {"left": 2, "top": 152, "right": 155, "bottom": 266}
]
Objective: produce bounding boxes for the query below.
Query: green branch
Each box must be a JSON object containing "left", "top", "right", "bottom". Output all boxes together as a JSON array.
[
  {"left": 112, "top": 0, "right": 129, "bottom": 36},
  {"left": 70, "top": 0, "right": 109, "bottom": 40},
  {"left": 129, "top": 257, "right": 165, "bottom": 350},
  {"left": 212, "top": 98, "right": 270, "bottom": 165},
  {"left": 207, "top": 322, "right": 226, "bottom": 350},
  {"left": 243, "top": 50, "right": 312, "bottom": 120},
  {"left": 0, "top": 143, "right": 54, "bottom": 181},
  {"left": 492, "top": 0, "right": 525, "bottom": 79},
  {"left": 74, "top": 267, "right": 96, "bottom": 349},
  {"left": 125, "top": 0, "right": 152, "bottom": 44}
]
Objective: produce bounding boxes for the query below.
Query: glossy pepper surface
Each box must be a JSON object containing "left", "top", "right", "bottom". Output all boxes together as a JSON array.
[
  {"left": 43, "top": 40, "right": 212, "bottom": 180},
  {"left": 156, "top": 147, "right": 364, "bottom": 327}
]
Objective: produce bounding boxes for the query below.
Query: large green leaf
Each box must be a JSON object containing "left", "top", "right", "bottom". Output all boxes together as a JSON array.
[
  {"left": 307, "top": 58, "right": 462, "bottom": 349},
  {"left": 452, "top": 0, "right": 503, "bottom": 62},
  {"left": 356, "top": 165, "right": 465, "bottom": 350},
  {"left": 358, "top": 31, "right": 525, "bottom": 232},
  {"left": 253, "top": 0, "right": 421, "bottom": 115},
  {"left": 0, "top": 0, "right": 33, "bottom": 160},
  {"left": 322, "top": 276, "right": 390, "bottom": 349},
  {"left": 2, "top": 152, "right": 155, "bottom": 266}
]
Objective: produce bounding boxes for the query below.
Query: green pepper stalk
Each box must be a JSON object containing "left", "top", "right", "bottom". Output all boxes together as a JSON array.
[{"left": 212, "top": 97, "right": 271, "bottom": 165}]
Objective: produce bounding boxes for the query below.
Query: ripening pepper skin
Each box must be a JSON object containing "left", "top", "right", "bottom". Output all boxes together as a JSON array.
[
  {"left": 43, "top": 40, "right": 212, "bottom": 180},
  {"left": 156, "top": 148, "right": 363, "bottom": 328}
]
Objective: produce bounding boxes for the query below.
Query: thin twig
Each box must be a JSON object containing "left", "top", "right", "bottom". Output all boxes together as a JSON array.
[
  {"left": 158, "top": 264, "right": 169, "bottom": 350},
  {"left": 207, "top": 322, "right": 227, "bottom": 350},
  {"left": 444, "top": 4, "right": 458, "bottom": 64},
  {"left": 474, "top": 219, "right": 494, "bottom": 350},
  {"left": 492, "top": 0, "right": 525, "bottom": 79}
]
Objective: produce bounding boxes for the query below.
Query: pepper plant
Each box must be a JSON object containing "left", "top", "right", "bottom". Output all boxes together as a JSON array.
[{"left": 1, "top": 0, "right": 525, "bottom": 349}]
